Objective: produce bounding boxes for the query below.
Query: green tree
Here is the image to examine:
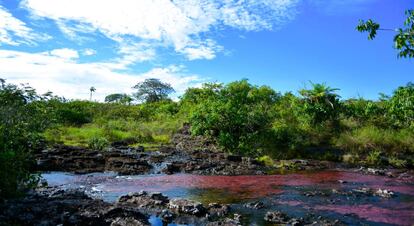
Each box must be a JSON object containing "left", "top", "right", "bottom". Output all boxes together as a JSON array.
[
  {"left": 89, "top": 86, "right": 96, "bottom": 101},
  {"left": 0, "top": 80, "right": 52, "bottom": 199},
  {"left": 105, "top": 93, "right": 133, "bottom": 104},
  {"left": 357, "top": 9, "right": 414, "bottom": 58},
  {"left": 299, "top": 82, "right": 341, "bottom": 127},
  {"left": 386, "top": 82, "right": 414, "bottom": 128},
  {"left": 190, "top": 80, "right": 279, "bottom": 155},
  {"left": 133, "top": 78, "right": 175, "bottom": 103}
]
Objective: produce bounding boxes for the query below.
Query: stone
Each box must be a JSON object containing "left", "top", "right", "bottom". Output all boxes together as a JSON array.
[
  {"left": 168, "top": 199, "right": 206, "bottom": 216},
  {"left": 264, "top": 211, "right": 289, "bottom": 223}
]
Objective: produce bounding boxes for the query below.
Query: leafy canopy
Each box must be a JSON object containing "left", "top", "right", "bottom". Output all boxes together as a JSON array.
[
  {"left": 133, "top": 78, "right": 175, "bottom": 103},
  {"left": 0, "top": 80, "right": 53, "bottom": 199},
  {"left": 105, "top": 93, "right": 133, "bottom": 104},
  {"left": 357, "top": 9, "right": 414, "bottom": 58},
  {"left": 299, "top": 82, "right": 341, "bottom": 126},
  {"left": 189, "top": 80, "right": 279, "bottom": 155}
]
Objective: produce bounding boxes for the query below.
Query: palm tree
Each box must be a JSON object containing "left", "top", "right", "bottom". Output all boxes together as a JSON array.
[
  {"left": 89, "top": 86, "right": 96, "bottom": 101},
  {"left": 300, "top": 82, "right": 340, "bottom": 109}
]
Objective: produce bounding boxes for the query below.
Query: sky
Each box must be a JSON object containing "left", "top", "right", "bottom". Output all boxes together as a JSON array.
[{"left": 0, "top": 0, "right": 412, "bottom": 101}]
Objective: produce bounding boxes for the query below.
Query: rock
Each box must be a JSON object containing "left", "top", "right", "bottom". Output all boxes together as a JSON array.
[
  {"left": 375, "top": 189, "right": 394, "bottom": 198},
  {"left": 110, "top": 217, "right": 148, "bottom": 226},
  {"left": 226, "top": 155, "right": 242, "bottom": 162},
  {"left": 352, "top": 187, "right": 395, "bottom": 198},
  {"left": 0, "top": 188, "right": 149, "bottom": 226},
  {"left": 168, "top": 199, "right": 206, "bottom": 216},
  {"left": 264, "top": 211, "right": 289, "bottom": 223},
  {"left": 117, "top": 191, "right": 169, "bottom": 208},
  {"left": 105, "top": 157, "right": 152, "bottom": 175},
  {"left": 244, "top": 201, "right": 264, "bottom": 209},
  {"left": 207, "top": 203, "right": 230, "bottom": 217},
  {"left": 159, "top": 209, "right": 175, "bottom": 223}
]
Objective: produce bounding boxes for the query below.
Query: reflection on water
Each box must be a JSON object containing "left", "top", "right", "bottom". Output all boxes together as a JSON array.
[{"left": 42, "top": 170, "right": 414, "bottom": 225}]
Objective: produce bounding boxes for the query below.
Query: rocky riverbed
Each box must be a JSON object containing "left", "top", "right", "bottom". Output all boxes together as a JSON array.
[{"left": 3, "top": 129, "right": 413, "bottom": 225}]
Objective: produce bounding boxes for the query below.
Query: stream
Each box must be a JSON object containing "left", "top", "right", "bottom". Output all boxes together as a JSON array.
[{"left": 42, "top": 169, "right": 414, "bottom": 225}]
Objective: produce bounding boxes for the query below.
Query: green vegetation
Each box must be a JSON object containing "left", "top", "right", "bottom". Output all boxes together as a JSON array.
[
  {"left": 357, "top": 9, "right": 414, "bottom": 58},
  {"left": 0, "top": 80, "right": 53, "bottom": 199},
  {"left": 1, "top": 77, "right": 413, "bottom": 199}
]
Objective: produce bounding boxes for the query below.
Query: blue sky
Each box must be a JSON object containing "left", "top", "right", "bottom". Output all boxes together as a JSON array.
[{"left": 0, "top": 0, "right": 412, "bottom": 100}]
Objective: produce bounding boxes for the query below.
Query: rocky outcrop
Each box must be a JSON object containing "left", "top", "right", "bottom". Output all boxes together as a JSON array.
[
  {"left": 0, "top": 188, "right": 149, "bottom": 226},
  {"left": 171, "top": 123, "right": 220, "bottom": 153},
  {"left": 35, "top": 145, "right": 152, "bottom": 175}
]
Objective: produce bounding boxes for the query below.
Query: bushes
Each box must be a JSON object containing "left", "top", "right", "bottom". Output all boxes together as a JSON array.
[
  {"left": 190, "top": 80, "right": 279, "bottom": 155},
  {"left": 88, "top": 137, "right": 109, "bottom": 151},
  {"left": 386, "top": 82, "right": 414, "bottom": 128},
  {"left": 0, "top": 81, "right": 50, "bottom": 199}
]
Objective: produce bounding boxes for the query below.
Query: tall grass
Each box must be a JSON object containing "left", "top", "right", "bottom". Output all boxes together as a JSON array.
[{"left": 334, "top": 126, "right": 414, "bottom": 156}]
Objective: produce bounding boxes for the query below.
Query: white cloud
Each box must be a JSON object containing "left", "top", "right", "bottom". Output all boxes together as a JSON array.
[
  {"left": 21, "top": 0, "right": 299, "bottom": 60},
  {"left": 0, "top": 49, "right": 205, "bottom": 101},
  {"left": 50, "top": 48, "right": 79, "bottom": 60},
  {"left": 0, "top": 5, "right": 49, "bottom": 45},
  {"left": 82, "top": 48, "right": 96, "bottom": 56}
]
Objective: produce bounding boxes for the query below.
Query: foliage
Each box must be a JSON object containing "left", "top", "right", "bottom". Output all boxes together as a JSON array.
[
  {"left": 0, "top": 80, "right": 52, "bottom": 199},
  {"left": 190, "top": 80, "right": 279, "bottom": 155},
  {"left": 334, "top": 126, "right": 414, "bottom": 156},
  {"left": 257, "top": 155, "right": 274, "bottom": 167},
  {"left": 386, "top": 82, "right": 414, "bottom": 128},
  {"left": 299, "top": 82, "right": 341, "bottom": 127},
  {"left": 133, "top": 78, "right": 175, "bottom": 103},
  {"left": 52, "top": 100, "right": 94, "bottom": 125},
  {"left": 356, "top": 19, "right": 380, "bottom": 40},
  {"left": 357, "top": 9, "right": 414, "bottom": 58},
  {"left": 366, "top": 150, "right": 383, "bottom": 166},
  {"left": 104, "top": 93, "right": 133, "bottom": 104},
  {"left": 88, "top": 137, "right": 109, "bottom": 151}
]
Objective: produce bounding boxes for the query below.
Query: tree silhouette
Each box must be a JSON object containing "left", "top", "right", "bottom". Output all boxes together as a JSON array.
[
  {"left": 89, "top": 86, "right": 96, "bottom": 101},
  {"left": 132, "top": 78, "right": 175, "bottom": 103}
]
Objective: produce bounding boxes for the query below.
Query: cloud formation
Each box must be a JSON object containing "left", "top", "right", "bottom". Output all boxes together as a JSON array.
[
  {"left": 21, "top": 0, "right": 299, "bottom": 60},
  {"left": 0, "top": 5, "right": 49, "bottom": 45},
  {"left": 0, "top": 49, "right": 204, "bottom": 101}
]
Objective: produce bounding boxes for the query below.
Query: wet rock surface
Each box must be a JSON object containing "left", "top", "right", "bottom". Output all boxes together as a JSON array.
[
  {"left": 35, "top": 145, "right": 152, "bottom": 175},
  {"left": 34, "top": 144, "right": 272, "bottom": 176},
  {"left": 0, "top": 187, "right": 352, "bottom": 226},
  {"left": 0, "top": 188, "right": 149, "bottom": 226}
]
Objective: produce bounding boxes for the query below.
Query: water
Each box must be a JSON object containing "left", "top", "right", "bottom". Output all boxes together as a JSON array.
[{"left": 41, "top": 170, "right": 414, "bottom": 225}]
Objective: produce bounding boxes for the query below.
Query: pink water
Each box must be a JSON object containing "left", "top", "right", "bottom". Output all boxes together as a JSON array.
[{"left": 43, "top": 170, "right": 414, "bottom": 225}]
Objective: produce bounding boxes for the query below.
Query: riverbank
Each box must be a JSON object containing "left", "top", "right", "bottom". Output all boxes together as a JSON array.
[{"left": 1, "top": 168, "right": 413, "bottom": 225}]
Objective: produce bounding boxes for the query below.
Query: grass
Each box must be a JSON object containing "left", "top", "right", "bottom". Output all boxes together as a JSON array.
[
  {"left": 44, "top": 117, "right": 184, "bottom": 148},
  {"left": 334, "top": 126, "right": 414, "bottom": 155}
]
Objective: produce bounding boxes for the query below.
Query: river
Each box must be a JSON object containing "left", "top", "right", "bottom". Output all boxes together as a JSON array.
[{"left": 42, "top": 169, "right": 414, "bottom": 225}]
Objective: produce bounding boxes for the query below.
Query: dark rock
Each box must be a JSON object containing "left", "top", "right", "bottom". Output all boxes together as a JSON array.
[
  {"left": 159, "top": 209, "right": 175, "bottom": 223},
  {"left": 264, "top": 211, "right": 289, "bottom": 223},
  {"left": 168, "top": 198, "right": 206, "bottom": 216},
  {"left": 207, "top": 203, "right": 230, "bottom": 218},
  {"left": 117, "top": 191, "right": 169, "bottom": 208},
  {"left": 226, "top": 155, "right": 242, "bottom": 162},
  {"left": 244, "top": 201, "right": 264, "bottom": 209}
]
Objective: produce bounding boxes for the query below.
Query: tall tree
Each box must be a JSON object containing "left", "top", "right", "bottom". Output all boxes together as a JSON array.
[
  {"left": 105, "top": 93, "right": 133, "bottom": 104},
  {"left": 89, "top": 86, "right": 96, "bottom": 101},
  {"left": 132, "top": 78, "right": 175, "bottom": 103},
  {"left": 357, "top": 9, "right": 414, "bottom": 58},
  {"left": 299, "top": 82, "right": 341, "bottom": 126}
]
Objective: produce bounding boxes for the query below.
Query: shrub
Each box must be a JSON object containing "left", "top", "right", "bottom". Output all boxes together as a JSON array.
[
  {"left": 88, "top": 137, "right": 109, "bottom": 151},
  {"left": 386, "top": 82, "right": 414, "bottom": 128},
  {"left": 190, "top": 80, "right": 279, "bottom": 155},
  {"left": 0, "top": 81, "right": 50, "bottom": 199},
  {"left": 257, "top": 155, "right": 274, "bottom": 166},
  {"left": 366, "top": 150, "right": 382, "bottom": 166}
]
